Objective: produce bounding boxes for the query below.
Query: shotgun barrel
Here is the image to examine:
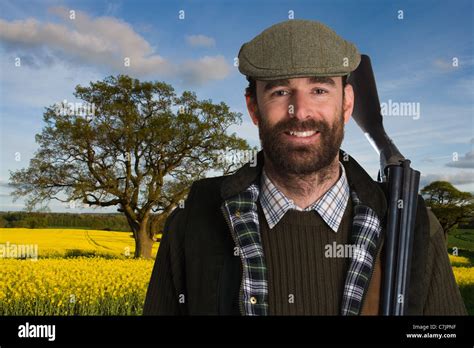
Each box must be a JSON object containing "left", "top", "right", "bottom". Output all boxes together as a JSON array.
[{"left": 348, "top": 55, "right": 421, "bottom": 315}]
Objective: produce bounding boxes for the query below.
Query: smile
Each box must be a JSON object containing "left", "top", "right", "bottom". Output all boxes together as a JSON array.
[{"left": 284, "top": 130, "right": 320, "bottom": 138}]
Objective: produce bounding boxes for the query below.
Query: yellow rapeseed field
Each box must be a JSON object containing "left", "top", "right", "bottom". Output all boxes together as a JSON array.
[
  {"left": 0, "top": 228, "right": 158, "bottom": 315},
  {"left": 0, "top": 228, "right": 159, "bottom": 258},
  {"left": 0, "top": 228, "right": 473, "bottom": 315},
  {"left": 449, "top": 254, "right": 474, "bottom": 287},
  {"left": 0, "top": 258, "right": 154, "bottom": 315},
  {"left": 452, "top": 266, "right": 474, "bottom": 287}
]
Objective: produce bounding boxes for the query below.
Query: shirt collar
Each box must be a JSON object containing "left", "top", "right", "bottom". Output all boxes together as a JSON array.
[{"left": 259, "top": 162, "right": 350, "bottom": 232}]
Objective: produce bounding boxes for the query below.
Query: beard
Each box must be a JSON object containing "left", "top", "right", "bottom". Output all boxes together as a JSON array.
[{"left": 257, "top": 108, "right": 345, "bottom": 175}]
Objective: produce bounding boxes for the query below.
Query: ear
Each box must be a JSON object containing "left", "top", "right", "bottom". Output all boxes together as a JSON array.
[
  {"left": 245, "top": 94, "right": 259, "bottom": 126},
  {"left": 342, "top": 83, "right": 354, "bottom": 124}
]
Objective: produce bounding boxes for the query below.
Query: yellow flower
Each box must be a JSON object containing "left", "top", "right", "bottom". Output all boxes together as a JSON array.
[{"left": 0, "top": 256, "right": 154, "bottom": 315}]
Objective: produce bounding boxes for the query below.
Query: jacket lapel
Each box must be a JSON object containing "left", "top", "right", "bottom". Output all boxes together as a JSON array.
[
  {"left": 340, "top": 191, "right": 383, "bottom": 315},
  {"left": 222, "top": 184, "right": 268, "bottom": 316}
]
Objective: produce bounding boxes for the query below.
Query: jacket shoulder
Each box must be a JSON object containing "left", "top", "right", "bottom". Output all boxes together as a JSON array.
[
  {"left": 191, "top": 175, "right": 227, "bottom": 192},
  {"left": 164, "top": 175, "right": 228, "bottom": 235},
  {"left": 184, "top": 175, "right": 228, "bottom": 205},
  {"left": 426, "top": 207, "right": 444, "bottom": 238}
]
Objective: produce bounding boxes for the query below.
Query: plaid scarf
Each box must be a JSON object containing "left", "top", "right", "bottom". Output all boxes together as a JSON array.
[{"left": 222, "top": 178, "right": 382, "bottom": 316}]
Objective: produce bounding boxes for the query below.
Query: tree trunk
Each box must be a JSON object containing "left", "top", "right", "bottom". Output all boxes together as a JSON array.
[
  {"left": 124, "top": 212, "right": 155, "bottom": 259},
  {"left": 135, "top": 214, "right": 155, "bottom": 259},
  {"left": 134, "top": 226, "right": 154, "bottom": 259}
]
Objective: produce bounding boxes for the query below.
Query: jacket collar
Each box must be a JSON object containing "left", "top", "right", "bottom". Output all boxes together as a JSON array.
[{"left": 220, "top": 149, "right": 387, "bottom": 222}]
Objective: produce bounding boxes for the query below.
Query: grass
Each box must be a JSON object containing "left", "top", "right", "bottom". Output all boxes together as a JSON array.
[
  {"left": 447, "top": 228, "right": 474, "bottom": 315},
  {"left": 447, "top": 228, "right": 474, "bottom": 253}
]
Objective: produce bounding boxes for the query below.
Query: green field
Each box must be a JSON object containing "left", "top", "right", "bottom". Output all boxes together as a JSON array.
[
  {"left": 448, "top": 229, "right": 474, "bottom": 255},
  {"left": 447, "top": 229, "right": 474, "bottom": 315}
]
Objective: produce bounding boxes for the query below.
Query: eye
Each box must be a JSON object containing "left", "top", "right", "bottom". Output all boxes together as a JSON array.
[
  {"left": 271, "top": 90, "right": 289, "bottom": 97},
  {"left": 313, "top": 88, "right": 328, "bottom": 95}
]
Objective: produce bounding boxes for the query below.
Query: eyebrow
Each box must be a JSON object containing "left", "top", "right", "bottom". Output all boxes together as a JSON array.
[{"left": 263, "top": 76, "right": 336, "bottom": 92}]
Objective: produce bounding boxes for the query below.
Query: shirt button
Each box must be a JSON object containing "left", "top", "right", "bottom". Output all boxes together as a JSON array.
[
  {"left": 235, "top": 210, "right": 241, "bottom": 217},
  {"left": 250, "top": 296, "right": 257, "bottom": 304}
]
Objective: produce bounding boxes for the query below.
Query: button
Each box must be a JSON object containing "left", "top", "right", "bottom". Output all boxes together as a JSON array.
[
  {"left": 250, "top": 296, "right": 257, "bottom": 304},
  {"left": 235, "top": 210, "right": 241, "bottom": 217}
]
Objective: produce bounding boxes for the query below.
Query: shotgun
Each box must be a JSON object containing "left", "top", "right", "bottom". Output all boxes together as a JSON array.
[{"left": 347, "top": 55, "right": 421, "bottom": 315}]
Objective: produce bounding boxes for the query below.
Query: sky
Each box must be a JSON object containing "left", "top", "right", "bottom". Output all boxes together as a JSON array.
[{"left": 0, "top": 0, "right": 472, "bottom": 212}]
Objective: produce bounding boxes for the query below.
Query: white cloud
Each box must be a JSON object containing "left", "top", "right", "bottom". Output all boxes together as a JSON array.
[
  {"left": 420, "top": 171, "right": 474, "bottom": 188},
  {"left": 180, "top": 55, "right": 230, "bottom": 85},
  {"left": 186, "top": 34, "right": 215, "bottom": 48},
  {"left": 446, "top": 150, "right": 474, "bottom": 169},
  {"left": 0, "top": 6, "right": 231, "bottom": 84},
  {"left": 0, "top": 8, "right": 170, "bottom": 75}
]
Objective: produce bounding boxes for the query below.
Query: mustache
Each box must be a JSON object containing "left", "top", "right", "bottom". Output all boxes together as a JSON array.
[{"left": 270, "top": 118, "right": 330, "bottom": 134}]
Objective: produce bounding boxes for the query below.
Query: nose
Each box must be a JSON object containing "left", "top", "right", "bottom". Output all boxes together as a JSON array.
[{"left": 289, "top": 91, "right": 313, "bottom": 120}]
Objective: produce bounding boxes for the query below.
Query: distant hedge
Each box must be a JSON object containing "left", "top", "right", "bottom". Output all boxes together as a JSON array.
[{"left": 0, "top": 212, "right": 131, "bottom": 231}]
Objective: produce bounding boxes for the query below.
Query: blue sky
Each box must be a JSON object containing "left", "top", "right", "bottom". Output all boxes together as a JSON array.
[{"left": 0, "top": 0, "right": 472, "bottom": 212}]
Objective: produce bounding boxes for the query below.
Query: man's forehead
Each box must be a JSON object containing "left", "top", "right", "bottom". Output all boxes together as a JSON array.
[{"left": 260, "top": 76, "right": 338, "bottom": 91}]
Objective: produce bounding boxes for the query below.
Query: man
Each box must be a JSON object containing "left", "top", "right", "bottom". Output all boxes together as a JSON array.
[{"left": 143, "top": 20, "right": 467, "bottom": 315}]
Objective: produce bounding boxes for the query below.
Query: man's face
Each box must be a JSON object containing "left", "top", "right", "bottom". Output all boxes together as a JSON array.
[{"left": 246, "top": 76, "right": 354, "bottom": 175}]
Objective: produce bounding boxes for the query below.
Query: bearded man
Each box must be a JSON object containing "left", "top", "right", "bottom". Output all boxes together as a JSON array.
[{"left": 144, "top": 20, "right": 466, "bottom": 316}]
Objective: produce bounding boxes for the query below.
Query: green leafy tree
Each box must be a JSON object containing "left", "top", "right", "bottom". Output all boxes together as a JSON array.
[
  {"left": 421, "top": 181, "right": 474, "bottom": 235},
  {"left": 9, "top": 75, "right": 253, "bottom": 258}
]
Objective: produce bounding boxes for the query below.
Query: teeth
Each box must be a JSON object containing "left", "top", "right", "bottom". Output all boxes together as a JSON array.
[{"left": 289, "top": 130, "right": 317, "bottom": 137}]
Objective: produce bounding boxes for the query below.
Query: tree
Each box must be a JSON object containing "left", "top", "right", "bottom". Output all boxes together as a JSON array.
[
  {"left": 9, "top": 75, "right": 254, "bottom": 258},
  {"left": 421, "top": 181, "right": 474, "bottom": 235}
]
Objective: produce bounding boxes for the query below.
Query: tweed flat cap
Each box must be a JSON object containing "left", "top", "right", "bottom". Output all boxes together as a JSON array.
[{"left": 238, "top": 19, "right": 361, "bottom": 80}]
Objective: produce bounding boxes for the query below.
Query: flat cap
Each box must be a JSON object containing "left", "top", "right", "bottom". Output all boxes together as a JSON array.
[{"left": 238, "top": 19, "right": 361, "bottom": 80}]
